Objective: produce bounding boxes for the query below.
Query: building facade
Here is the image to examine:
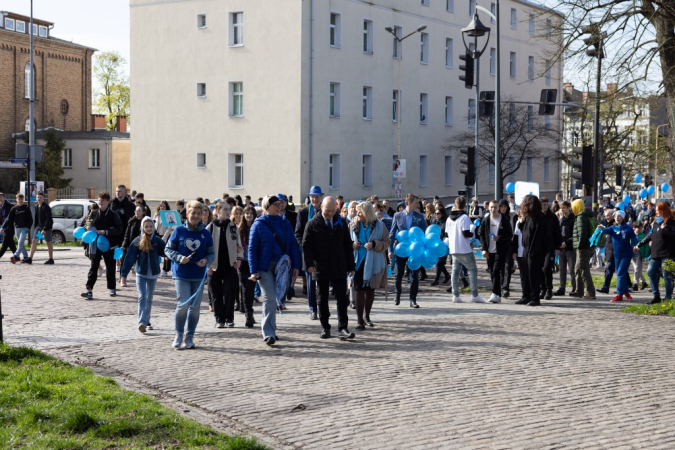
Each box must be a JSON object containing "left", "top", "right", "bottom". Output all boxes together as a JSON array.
[
  {"left": 130, "top": 0, "right": 563, "bottom": 202},
  {"left": 0, "top": 11, "right": 95, "bottom": 159}
]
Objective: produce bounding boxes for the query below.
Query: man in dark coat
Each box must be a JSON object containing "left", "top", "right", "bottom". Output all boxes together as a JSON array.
[
  {"left": 478, "top": 200, "right": 513, "bottom": 303},
  {"left": 540, "top": 197, "right": 562, "bottom": 300},
  {"left": 555, "top": 201, "right": 576, "bottom": 295},
  {"left": 111, "top": 185, "right": 136, "bottom": 235},
  {"left": 302, "top": 196, "right": 356, "bottom": 340},
  {"left": 295, "top": 185, "right": 324, "bottom": 320}
]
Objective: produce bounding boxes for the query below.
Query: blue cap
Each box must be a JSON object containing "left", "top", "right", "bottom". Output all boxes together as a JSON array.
[
  {"left": 276, "top": 193, "right": 288, "bottom": 201},
  {"left": 308, "top": 185, "right": 324, "bottom": 196}
]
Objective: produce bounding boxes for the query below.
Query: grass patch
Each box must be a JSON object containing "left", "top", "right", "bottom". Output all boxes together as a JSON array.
[
  {"left": 622, "top": 299, "right": 675, "bottom": 316},
  {"left": 0, "top": 343, "right": 267, "bottom": 450}
]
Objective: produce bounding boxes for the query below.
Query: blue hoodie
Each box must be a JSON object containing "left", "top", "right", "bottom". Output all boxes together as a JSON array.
[
  {"left": 248, "top": 214, "right": 301, "bottom": 275},
  {"left": 121, "top": 234, "right": 166, "bottom": 279},
  {"left": 601, "top": 223, "right": 637, "bottom": 258},
  {"left": 165, "top": 222, "right": 215, "bottom": 280}
]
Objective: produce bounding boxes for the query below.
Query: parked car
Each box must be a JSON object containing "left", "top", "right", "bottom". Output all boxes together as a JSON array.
[{"left": 49, "top": 200, "right": 95, "bottom": 244}]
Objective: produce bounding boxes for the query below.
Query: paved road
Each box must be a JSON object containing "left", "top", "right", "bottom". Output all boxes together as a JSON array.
[{"left": 3, "top": 249, "right": 675, "bottom": 449}]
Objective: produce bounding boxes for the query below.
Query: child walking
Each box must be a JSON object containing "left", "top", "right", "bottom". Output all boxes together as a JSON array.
[{"left": 598, "top": 210, "right": 638, "bottom": 302}]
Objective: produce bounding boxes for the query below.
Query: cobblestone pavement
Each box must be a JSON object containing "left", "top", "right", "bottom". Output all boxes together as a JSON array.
[{"left": 3, "top": 248, "right": 675, "bottom": 449}]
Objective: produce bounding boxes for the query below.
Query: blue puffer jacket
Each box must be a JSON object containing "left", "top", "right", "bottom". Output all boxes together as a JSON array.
[
  {"left": 121, "top": 234, "right": 166, "bottom": 278},
  {"left": 248, "top": 214, "right": 301, "bottom": 275},
  {"left": 601, "top": 223, "right": 637, "bottom": 258}
]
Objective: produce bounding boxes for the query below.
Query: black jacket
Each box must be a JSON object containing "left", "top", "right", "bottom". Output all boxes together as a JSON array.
[
  {"left": 284, "top": 209, "right": 298, "bottom": 234},
  {"left": 478, "top": 213, "right": 513, "bottom": 255},
  {"left": 7, "top": 204, "right": 33, "bottom": 229},
  {"left": 604, "top": 218, "right": 615, "bottom": 260},
  {"left": 518, "top": 213, "right": 552, "bottom": 259},
  {"left": 0, "top": 200, "right": 12, "bottom": 224},
  {"left": 302, "top": 212, "right": 355, "bottom": 281},
  {"left": 543, "top": 209, "right": 562, "bottom": 253},
  {"left": 123, "top": 216, "right": 143, "bottom": 249},
  {"left": 295, "top": 206, "right": 315, "bottom": 247},
  {"left": 33, "top": 202, "right": 54, "bottom": 231},
  {"left": 111, "top": 197, "right": 136, "bottom": 232},
  {"left": 87, "top": 207, "right": 123, "bottom": 248},
  {"left": 638, "top": 217, "right": 675, "bottom": 259},
  {"left": 559, "top": 212, "right": 575, "bottom": 249}
]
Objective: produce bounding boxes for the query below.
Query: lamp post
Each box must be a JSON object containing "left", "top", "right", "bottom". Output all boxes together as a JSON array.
[
  {"left": 655, "top": 123, "right": 668, "bottom": 197},
  {"left": 385, "top": 24, "right": 427, "bottom": 200},
  {"left": 461, "top": 14, "right": 490, "bottom": 200}
]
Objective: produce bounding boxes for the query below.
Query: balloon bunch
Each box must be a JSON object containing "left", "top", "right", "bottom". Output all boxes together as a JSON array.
[
  {"left": 394, "top": 225, "right": 449, "bottom": 270},
  {"left": 73, "top": 226, "right": 122, "bottom": 259},
  {"left": 634, "top": 173, "right": 671, "bottom": 199}
]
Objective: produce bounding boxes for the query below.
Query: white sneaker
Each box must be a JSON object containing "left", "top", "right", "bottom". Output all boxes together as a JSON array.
[
  {"left": 452, "top": 296, "right": 463, "bottom": 303},
  {"left": 161, "top": 270, "right": 168, "bottom": 278},
  {"left": 471, "top": 295, "right": 487, "bottom": 303},
  {"left": 489, "top": 293, "right": 501, "bottom": 303}
]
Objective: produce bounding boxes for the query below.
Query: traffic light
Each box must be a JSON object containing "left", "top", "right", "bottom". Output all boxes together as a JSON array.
[
  {"left": 644, "top": 174, "right": 653, "bottom": 187},
  {"left": 571, "top": 145, "right": 593, "bottom": 187},
  {"left": 460, "top": 146, "right": 476, "bottom": 186},
  {"left": 479, "top": 91, "right": 495, "bottom": 118},
  {"left": 581, "top": 24, "right": 605, "bottom": 59},
  {"left": 538, "top": 89, "right": 557, "bottom": 115},
  {"left": 459, "top": 52, "right": 474, "bottom": 89}
]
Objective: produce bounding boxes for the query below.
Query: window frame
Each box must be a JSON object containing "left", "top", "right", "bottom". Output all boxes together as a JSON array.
[
  {"left": 527, "top": 105, "right": 534, "bottom": 131},
  {"left": 421, "top": 0, "right": 430, "bottom": 6},
  {"left": 490, "top": 3, "right": 496, "bottom": 23},
  {"left": 392, "top": 25, "right": 402, "bottom": 59},
  {"left": 469, "top": 0, "right": 476, "bottom": 17},
  {"left": 445, "top": 37, "right": 454, "bottom": 68},
  {"left": 329, "top": 82, "right": 341, "bottom": 118},
  {"left": 362, "top": 85, "right": 373, "bottom": 120},
  {"left": 197, "top": 152, "right": 207, "bottom": 168},
  {"left": 197, "top": 14, "right": 207, "bottom": 29},
  {"left": 363, "top": 19, "right": 373, "bottom": 54},
  {"left": 329, "top": 153, "right": 341, "bottom": 190},
  {"left": 15, "top": 20, "right": 25, "bottom": 33},
  {"left": 545, "top": 60, "right": 552, "bottom": 86},
  {"left": 544, "top": 157, "right": 550, "bottom": 182},
  {"left": 62, "top": 148, "right": 72, "bottom": 168},
  {"left": 329, "top": 12, "right": 342, "bottom": 48},
  {"left": 510, "top": 8, "right": 517, "bottom": 29},
  {"left": 89, "top": 148, "right": 101, "bottom": 169},
  {"left": 446, "top": 0, "right": 454, "bottom": 13},
  {"left": 4, "top": 18, "right": 15, "bottom": 31},
  {"left": 420, "top": 32, "right": 429, "bottom": 65},
  {"left": 229, "top": 11, "right": 244, "bottom": 47},
  {"left": 362, "top": 154, "right": 373, "bottom": 187},
  {"left": 489, "top": 47, "right": 496, "bottom": 75},
  {"left": 196, "top": 82, "right": 207, "bottom": 98},
  {"left": 419, "top": 92, "right": 429, "bottom": 124},
  {"left": 528, "top": 55, "right": 535, "bottom": 82},
  {"left": 445, "top": 96, "right": 453, "bottom": 126},
  {"left": 509, "top": 52, "right": 517, "bottom": 78},
  {"left": 229, "top": 81, "right": 244, "bottom": 117},
  {"left": 529, "top": 13, "right": 535, "bottom": 34},
  {"left": 468, "top": 99, "right": 476, "bottom": 127},
  {"left": 419, "top": 155, "right": 429, "bottom": 187},
  {"left": 444, "top": 155, "right": 453, "bottom": 186},
  {"left": 38, "top": 25, "right": 47, "bottom": 37},
  {"left": 392, "top": 89, "right": 400, "bottom": 122}
]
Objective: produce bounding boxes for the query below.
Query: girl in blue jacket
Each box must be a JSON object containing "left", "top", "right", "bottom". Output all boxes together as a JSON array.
[
  {"left": 121, "top": 216, "right": 166, "bottom": 333},
  {"left": 598, "top": 210, "right": 637, "bottom": 302}
]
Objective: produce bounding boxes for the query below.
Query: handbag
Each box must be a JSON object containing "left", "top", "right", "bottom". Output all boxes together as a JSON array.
[{"left": 262, "top": 220, "right": 291, "bottom": 311}]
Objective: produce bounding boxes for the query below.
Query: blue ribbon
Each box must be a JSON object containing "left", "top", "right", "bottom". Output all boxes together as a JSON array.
[{"left": 589, "top": 228, "right": 603, "bottom": 247}]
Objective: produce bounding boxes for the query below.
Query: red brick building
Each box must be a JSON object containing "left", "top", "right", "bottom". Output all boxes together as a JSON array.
[{"left": 0, "top": 11, "right": 95, "bottom": 158}]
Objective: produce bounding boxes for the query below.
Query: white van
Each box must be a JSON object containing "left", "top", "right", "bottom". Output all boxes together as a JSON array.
[{"left": 49, "top": 199, "right": 95, "bottom": 244}]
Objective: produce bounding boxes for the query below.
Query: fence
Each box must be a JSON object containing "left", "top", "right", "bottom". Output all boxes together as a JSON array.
[{"left": 56, "top": 187, "right": 89, "bottom": 200}]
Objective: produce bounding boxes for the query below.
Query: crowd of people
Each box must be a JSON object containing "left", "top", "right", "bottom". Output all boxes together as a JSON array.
[{"left": 1, "top": 183, "right": 674, "bottom": 350}]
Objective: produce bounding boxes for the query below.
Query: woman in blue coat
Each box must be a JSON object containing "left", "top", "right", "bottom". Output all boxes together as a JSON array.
[{"left": 598, "top": 210, "right": 637, "bottom": 302}]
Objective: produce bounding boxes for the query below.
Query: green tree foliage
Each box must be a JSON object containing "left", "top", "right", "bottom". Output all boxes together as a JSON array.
[
  {"left": 37, "top": 127, "right": 71, "bottom": 190},
  {"left": 94, "top": 51, "right": 130, "bottom": 131}
]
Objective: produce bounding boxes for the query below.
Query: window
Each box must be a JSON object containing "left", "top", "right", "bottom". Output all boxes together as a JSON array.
[
  {"left": 66, "top": 205, "right": 84, "bottom": 219},
  {"left": 420, "top": 32, "right": 429, "bottom": 64},
  {"left": 51, "top": 205, "right": 65, "bottom": 218},
  {"left": 90, "top": 149, "right": 100, "bottom": 169},
  {"left": 545, "top": 115, "right": 551, "bottom": 131},
  {"left": 24, "top": 117, "right": 30, "bottom": 132},
  {"left": 446, "top": 0, "right": 454, "bottom": 13},
  {"left": 230, "top": 12, "right": 244, "bottom": 46},
  {"left": 529, "top": 14, "right": 535, "bottom": 34},
  {"left": 16, "top": 20, "right": 25, "bottom": 33},
  {"left": 230, "top": 82, "right": 244, "bottom": 116},
  {"left": 544, "top": 157, "right": 550, "bottom": 182},
  {"left": 445, "top": 38, "right": 453, "bottom": 68},
  {"left": 420, "top": 93, "right": 428, "bottom": 124},
  {"left": 508, "top": 156, "right": 515, "bottom": 182},
  {"left": 363, "top": 20, "right": 373, "bottom": 54},
  {"left": 229, "top": 154, "right": 244, "bottom": 187},
  {"left": 62, "top": 148, "right": 72, "bottom": 168},
  {"left": 468, "top": 99, "right": 476, "bottom": 127},
  {"left": 32, "top": 24, "right": 37, "bottom": 36},
  {"left": 489, "top": 48, "right": 496, "bottom": 75},
  {"left": 329, "top": 154, "right": 341, "bottom": 189},
  {"left": 490, "top": 3, "right": 496, "bottom": 23},
  {"left": 445, "top": 96, "right": 453, "bottom": 126},
  {"left": 4, "top": 18, "right": 14, "bottom": 31},
  {"left": 444, "top": 155, "right": 453, "bottom": 185},
  {"left": 362, "top": 155, "right": 373, "bottom": 187},
  {"left": 545, "top": 60, "right": 551, "bottom": 85},
  {"left": 419, "top": 155, "right": 428, "bottom": 186},
  {"left": 330, "top": 13, "right": 341, "bottom": 48},
  {"left": 526, "top": 157, "right": 533, "bottom": 181},
  {"left": 197, "top": 83, "right": 206, "bottom": 97},
  {"left": 197, "top": 14, "right": 207, "bottom": 28},
  {"left": 509, "top": 103, "right": 516, "bottom": 131},
  {"left": 392, "top": 90, "right": 400, "bottom": 122},
  {"left": 546, "top": 19, "right": 552, "bottom": 38},
  {"left": 509, "top": 52, "right": 516, "bottom": 78},
  {"left": 38, "top": 25, "right": 47, "bottom": 37},
  {"left": 329, "top": 82, "right": 341, "bottom": 118},
  {"left": 24, "top": 62, "right": 34, "bottom": 99},
  {"left": 528, "top": 56, "right": 535, "bottom": 82},
  {"left": 469, "top": 0, "right": 476, "bottom": 16},
  {"left": 527, "top": 105, "right": 534, "bottom": 131},
  {"left": 510, "top": 8, "right": 517, "bottom": 29},
  {"left": 362, "top": 86, "right": 373, "bottom": 120},
  {"left": 197, "top": 153, "right": 207, "bottom": 168},
  {"left": 422, "top": 0, "right": 430, "bottom": 5},
  {"left": 392, "top": 26, "right": 402, "bottom": 59},
  {"left": 489, "top": 162, "right": 495, "bottom": 184}
]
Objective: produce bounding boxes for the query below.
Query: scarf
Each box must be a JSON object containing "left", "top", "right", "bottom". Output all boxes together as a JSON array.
[
  {"left": 351, "top": 220, "right": 385, "bottom": 288},
  {"left": 309, "top": 204, "right": 317, "bottom": 220}
]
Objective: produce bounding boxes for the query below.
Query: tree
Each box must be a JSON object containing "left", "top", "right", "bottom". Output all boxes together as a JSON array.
[
  {"left": 443, "top": 100, "right": 560, "bottom": 196},
  {"left": 94, "top": 51, "right": 130, "bottom": 131},
  {"left": 37, "top": 126, "right": 72, "bottom": 189}
]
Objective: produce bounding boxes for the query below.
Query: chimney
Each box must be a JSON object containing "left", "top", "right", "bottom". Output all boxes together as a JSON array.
[
  {"left": 91, "top": 114, "right": 106, "bottom": 131},
  {"left": 115, "top": 116, "right": 127, "bottom": 132},
  {"left": 582, "top": 92, "right": 589, "bottom": 102},
  {"left": 606, "top": 83, "right": 618, "bottom": 95}
]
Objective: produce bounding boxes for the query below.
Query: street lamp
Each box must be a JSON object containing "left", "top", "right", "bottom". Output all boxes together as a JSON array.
[
  {"left": 461, "top": 14, "right": 490, "bottom": 201},
  {"left": 384, "top": 24, "right": 427, "bottom": 200}
]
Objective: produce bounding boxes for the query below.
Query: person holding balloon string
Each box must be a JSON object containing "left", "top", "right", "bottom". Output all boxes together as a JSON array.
[{"left": 597, "top": 210, "right": 638, "bottom": 302}]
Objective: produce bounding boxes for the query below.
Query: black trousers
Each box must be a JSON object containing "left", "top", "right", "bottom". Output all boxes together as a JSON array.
[
  {"left": 503, "top": 253, "right": 515, "bottom": 291},
  {"left": 317, "top": 278, "right": 349, "bottom": 331},
  {"left": 394, "top": 255, "right": 419, "bottom": 300},
  {"left": 522, "top": 254, "right": 544, "bottom": 302},
  {"left": 238, "top": 260, "right": 256, "bottom": 315},
  {"left": 540, "top": 251, "right": 555, "bottom": 291},
  {"left": 211, "top": 265, "right": 239, "bottom": 324},
  {"left": 487, "top": 251, "right": 506, "bottom": 295},
  {"left": 87, "top": 249, "right": 116, "bottom": 290},
  {"left": 0, "top": 236, "right": 17, "bottom": 258}
]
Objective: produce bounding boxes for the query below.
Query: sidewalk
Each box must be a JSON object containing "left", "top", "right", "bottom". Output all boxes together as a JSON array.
[{"left": 3, "top": 249, "right": 674, "bottom": 449}]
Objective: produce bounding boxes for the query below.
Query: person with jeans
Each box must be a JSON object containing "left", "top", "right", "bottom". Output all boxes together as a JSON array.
[
  {"left": 555, "top": 201, "right": 576, "bottom": 295},
  {"left": 238, "top": 205, "right": 258, "bottom": 328},
  {"left": 120, "top": 217, "right": 166, "bottom": 333},
  {"left": 636, "top": 201, "right": 675, "bottom": 304},
  {"left": 303, "top": 196, "right": 356, "bottom": 340},
  {"left": 478, "top": 200, "right": 513, "bottom": 304},
  {"left": 8, "top": 193, "right": 32, "bottom": 263},
  {"left": 570, "top": 199, "right": 596, "bottom": 299},
  {"left": 388, "top": 193, "right": 427, "bottom": 308},
  {"left": 165, "top": 201, "right": 215, "bottom": 349},
  {"left": 295, "top": 186, "right": 323, "bottom": 320},
  {"left": 445, "top": 196, "right": 486, "bottom": 304}
]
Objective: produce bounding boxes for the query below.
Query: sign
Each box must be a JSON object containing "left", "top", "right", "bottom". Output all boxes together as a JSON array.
[
  {"left": 392, "top": 158, "right": 407, "bottom": 178},
  {"left": 514, "top": 181, "right": 540, "bottom": 206},
  {"left": 159, "top": 210, "right": 181, "bottom": 227},
  {"left": 15, "top": 144, "right": 44, "bottom": 162},
  {"left": 11, "top": 158, "right": 28, "bottom": 163},
  {"left": 20, "top": 181, "right": 44, "bottom": 202},
  {"left": 0, "top": 161, "right": 27, "bottom": 169}
]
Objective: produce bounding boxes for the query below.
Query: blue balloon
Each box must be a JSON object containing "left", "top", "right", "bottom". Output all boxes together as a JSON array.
[
  {"left": 422, "top": 249, "right": 437, "bottom": 268},
  {"left": 409, "top": 227, "right": 425, "bottom": 243},
  {"left": 473, "top": 219, "right": 481, "bottom": 227},
  {"left": 639, "top": 189, "right": 648, "bottom": 199},
  {"left": 423, "top": 233, "right": 439, "bottom": 247},
  {"left": 474, "top": 249, "right": 484, "bottom": 259},
  {"left": 648, "top": 185, "right": 655, "bottom": 195},
  {"left": 396, "top": 230, "right": 410, "bottom": 243},
  {"left": 616, "top": 202, "right": 625, "bottom": 211},
  {"left": 395, "top": 242, "right": 412, "bottom": 258},
  {"left": 634, "top": 173, "right": 643, "bottom": 183},
  {"left": 435, "top": 242, "right": 449, "bottom": 258},
  {"left": 407, "top": 255, "right": 422, "bottom": 270},
  {"left": 73, "top": 227, "right": 85, "bottom": 239},
  {"left": 410, "top": 241, "right": 425, "bottom": 259},
  {"left": 663, "top": 183, "right": 670, "bottom": 193},
  {"left": 113, "top": 247, "right": 124, "bottom": 260},
  {"left": 506, "top": 182, "right": 515, "bottom": 193},
  {"left": 96, "top": 235, "right": 110, "bottom": 252},
  {"left": 82, "top": 230, "right": 97, "bottom": 244},
  {"left": 36, "top": 231, "right": 44, "bottom": 240},
  {"left": 623, "top": 194, "right": 631, "bottom": 204},
  {"left": 425, "top": 224, "right": 441, "bottom": 237}
]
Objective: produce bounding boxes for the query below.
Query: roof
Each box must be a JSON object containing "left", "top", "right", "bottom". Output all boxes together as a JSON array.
[
  {"left": 513, "top": 0, "right": 564, "bottom": 18},
  {"left": 0, "top": 11, "right": 97, "bottom": 51},
  {"left": 13, "top": 128, "right": 130, "bottom": 140}
]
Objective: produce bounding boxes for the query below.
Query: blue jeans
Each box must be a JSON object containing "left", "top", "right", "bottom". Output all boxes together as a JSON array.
[
  {"left": 451, "top": 253, "right": 478, "bottom": 297},
  {"left": 614, "top": 256, "right": 632, "bottom": 295},
  {"left": 647, "top": 257, "right": 674, "bottom": 299},
  {"left": 259, "top": 263, "right": 277, "bottom": 339},
  {"left": 14, "top": 227, "right": 28, "bottom": 259},
  {"left": 136, "top": 275, "right": 157, "bottom": 326},
  {"left": 174, "top": 278, "right": 205, "bottom": 337},
  {"left": 305, "top": 271, "right": 318, "bottom": 313}
]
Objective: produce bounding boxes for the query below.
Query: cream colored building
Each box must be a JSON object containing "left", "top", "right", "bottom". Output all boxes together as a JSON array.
[{"left": 130, "top": 0, "right": 563, "bottom": 202}]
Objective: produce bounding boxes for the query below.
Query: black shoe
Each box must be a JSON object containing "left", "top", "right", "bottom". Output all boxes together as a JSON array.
[
  {"left": 338, "top": 329, "right": 355, "bottom": 340},
  {"left": 553, "top": 288, "right": 565, "bottom": 296},
  {"left": 446, "top": 287, "right": 453, "bottom": 293},
  {"left": 443, "top": 274, "right": 451, "bottom": 284},
  {"left": 410, "top": 299, "right": 419, "bottom": 308},
  {"left": 310, "top": 312, "right": 318, "bottom": 320},
  {"left": 461, "top": 278, "right": 470, "bottom": 288},
  {"left": 539, "top": 290, "right": 546, "bottom": 299},
  {"left": 320, "top": 329, "right": 330, "bottom": 339},
  {"left": 420, "top": 274, "right": 428, "bottom": 281},
  {"left": 568, "top": 291, "right": 583, "bottom": 298},
  {"left": 430, "top": 280, "right": 439, "bottom": 286},
  {"left": 365, "top": 317, "right": 374, "bottom": 327},
  {"left": 544, "top": 289, "right": 553, "bottom": 300},
  {"left": 356, "top": 323, "right": 366, "bottom": 331},
  {"left": 81, "top": 290, "right": 93, "bottom": 300},
  {"left": 349, "top": 301, "right": 356, "bottom": 310},
  {"left": 22, "top": 257, "right": 32, "bottom": 265},
  {"left": 632, "top": 284, "right": 638, "bottom": 292},
  {"left": 302, "top": 286, "right": 307, "bottom": 295},
  {"left": 597, "top": 287, "right": 609, "bottom": 294},
  {"left": 44, "top": 259, "right": 54, "bottom": 265},
  {"left": 395, "top": 293, "right": 401, "bottom": 306},
  {"left": 527, "top": 300, "right": 541, "bottom": 306},
  {"left": 265, "top": 337, "right": 276, "bottom": 346},
  {"left": 287, "top": 288, "right": 295, "bottom": 300},
  {"left": 650, "top": 296, "right": 662, "bottom": 304},
  {"left": 502, "top": 290, "right": 510, "bottom": 298},
  {"left": 515, "top": 298, "right": 529, "bottom": 305},
  {"left": 641, "top": 281, "right": 649, "bottom": 290},
  {"left": 245, "top": 314, "right": 254, "bottom": 328}
]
